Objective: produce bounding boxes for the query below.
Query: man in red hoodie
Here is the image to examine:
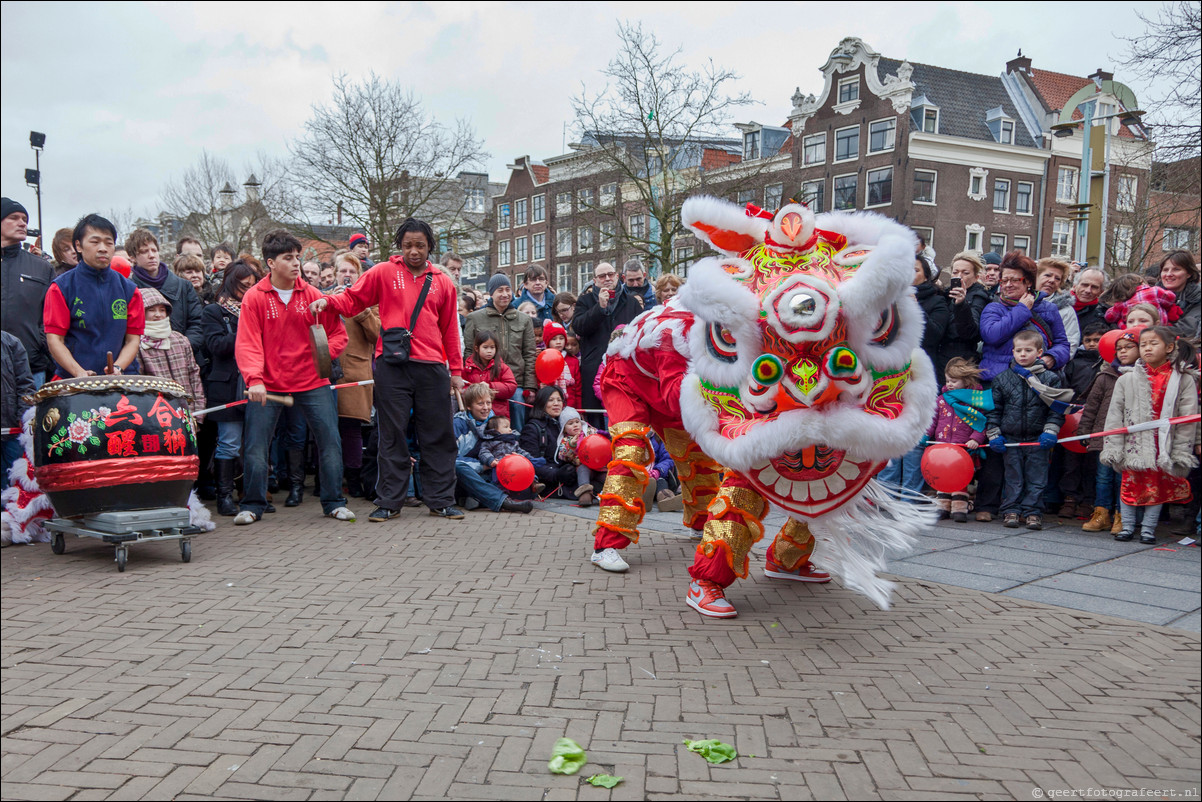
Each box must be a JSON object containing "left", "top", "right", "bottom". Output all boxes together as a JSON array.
[
  {"left": 234, "top": 229, "right": 353, "bottom": 525},
  {"left": 312, "top": 218, "right": 465, "bottom": 522}
]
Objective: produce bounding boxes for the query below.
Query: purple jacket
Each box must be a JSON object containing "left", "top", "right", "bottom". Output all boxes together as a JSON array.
[
  {"left": 978, "top": 299, "right": 1070, "bottom": 381},
  {"left": 926, "top": 392, "right": 988, "bottom": 448}
]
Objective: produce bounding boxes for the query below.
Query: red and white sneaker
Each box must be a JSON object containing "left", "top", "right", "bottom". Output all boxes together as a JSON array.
[
  {"left": 686, "top": 579, "right": 738, "bottom": 618},
  {"left": 764, "top": 556, "right": 831, "bottom": 583}
]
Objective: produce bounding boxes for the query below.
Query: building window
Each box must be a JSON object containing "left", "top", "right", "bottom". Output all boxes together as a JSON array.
[
  {"left": 989, "top": 234, "right": 1006, "bottom": 255},
  {"left": 1056, "top": 167, "right": 1078, "bottom": 203},
  {"left": 577, "top": 227, "right": 594, "bottom": 253},
  {"left": 838, "top": 76, "right": 859, "bottom": 104},
  {"left": 463, "top": 255, "right": 484, "bottom": 279},
  {"left": 803, "top": 133, "right": 826, "bottom": 166},
  {"left": 557, "top": 263, "right": 572, "bottom": 293},
  {"left": 833, "top": 174, "right": 857, "bottom": 211},
  {"left": 600, "top": 183, "right": 617, "bottom": 207},
  {"left": 556, "top": 192, "right": 572, "bottom": 216},
  {"left": 513, "top": 198, "right": 527, "bottom": 227},
  {"left": 578, "top": 263, "right": 592, "bottom": 292},
  {"left": 514, "top": 236, "right": 528, "bottom": 264},
  {"left": 629, "top": 214, "right": 646, "bottom": 241},
  {"left": 1114, "top": 225, "right": 1134, "bottom": 264},
  {"left": 578, "top": 187, "right": 595, "bottom": 210},
  {"left": 532, "top": 233, "right": 545, "bottom": 261},
  {"left": 498, "top": 240, "right": 511, "bottom": 266},
  {"left": 866, "top": 167, "right": 893, "bottom": 207},
  {"left": 466, "top": 187, "right": 486, "bottom": 212},
  {"left": 764, "top": 183, "right": 783, "bottom": 210},
  {"left": 744, "top": 130, "right": 760, "bottom": 161},
  {"left": 914, "top": 170, "right": 937, "bottom": 204},
  {"left": 674, "top": 245, "right": 693, "bottom": 266},
  {"left": 1016, "top": 182, "right": 1033, "bottom": 215},
  {"left": 1013, "top": 236, "right": 1030, "bottom": 254},
  {"left": 532, "top": 194, "right": 545, "bottom": 223},
  {"left": 556, "top": 228, "right": 572, "bottom": 256},
  {"left": 923, "top": 108, "right": 939, "bottom": 133},
  {"left": 600, "top": 221, "right": 617, "bottom": 251},
  {"left": 965, "top": 225, "right": 983, "bottom": 252},
  {"left": 736, "top": 189, "right": 756, "bottom": 206},
  {"left": 868, "top": 118, "right": 896, "bottom": 153},
  {"left": 1052, "top": 219, "right": 1073, "bottom": 257},
  {"left": 497, "top": 202, "right": 511, "bottom": 230},
  {"left": 970, "top": 174, "right": 984, "bottom": 198},
  {"left": 801, "top": 179, "right": 825, "bottom": 213},
  {"left": 1163, "top": 227, "right": 1194, "bottom": 251},
  {"left": 834, "top": 126, "right": 859, "bottom": 162},
  {"left": 993, "top": 179, "right": 1010, "bottom": 212},
  {"left": 1117, "top": 175, "right": 1138, "bottom": 212},
  {"left": 999, "top": 120, "right": 1014, "bottom": 145}
]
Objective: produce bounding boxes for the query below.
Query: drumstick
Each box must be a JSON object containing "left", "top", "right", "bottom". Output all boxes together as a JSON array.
[
  {"left": 106, "top": 351, "right": 115, "bottom": 375},
  {"left": 453, "top": 386, "right": 465, "bottom": 411}
]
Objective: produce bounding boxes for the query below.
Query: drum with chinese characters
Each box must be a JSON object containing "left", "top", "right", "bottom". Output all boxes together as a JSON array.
[{"left": 30, "top": 376, "right": 199, "bottom": 518}]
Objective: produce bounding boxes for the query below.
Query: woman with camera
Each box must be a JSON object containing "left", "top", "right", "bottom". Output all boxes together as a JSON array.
[{"left": 937, "top": 251, "right": 991, "bottom": 384}]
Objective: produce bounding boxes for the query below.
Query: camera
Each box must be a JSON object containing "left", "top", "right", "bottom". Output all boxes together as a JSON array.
[
  {"left": 27, "top": 228, "right": 40, "bottom": 239},
  {"left": 949, "top": 277, "right": 961, "bottom": 290}
]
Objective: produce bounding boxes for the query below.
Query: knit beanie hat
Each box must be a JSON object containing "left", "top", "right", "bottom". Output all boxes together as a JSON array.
[
  {"left": 348, "top": 233, "right": 368, "bottom": 248},
  {"left": 982, "top": 252, "right": 1002, "bottom": 266},
  {"left": 487, "top": 273, "right": 511, "bottom": 295},
  {"left": 542, "top": 319, "right": 566, "bottom": 347},
  {"left": 1, "top": 197, "right": 28, "bottom": 222}
]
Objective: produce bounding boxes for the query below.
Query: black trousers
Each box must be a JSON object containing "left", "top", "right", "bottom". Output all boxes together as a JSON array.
[{"left": 374, "top": 360, "right": 456, "bottom": 510}]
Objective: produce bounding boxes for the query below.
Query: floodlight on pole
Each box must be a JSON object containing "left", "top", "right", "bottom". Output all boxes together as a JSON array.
[{"left": 28, "top": 131, "right": 45, "bottom": 240}]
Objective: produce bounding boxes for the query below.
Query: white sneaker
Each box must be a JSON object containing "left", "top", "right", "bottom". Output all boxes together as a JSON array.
[
  {"left": 590, "top": 547, "right": 629, "bottom": 572},
  {"left": 233, "top": 510, "right": 258, "bottom": 526},
  {"left": 327, "top": 506, "right": 356, "bottom": 522}
]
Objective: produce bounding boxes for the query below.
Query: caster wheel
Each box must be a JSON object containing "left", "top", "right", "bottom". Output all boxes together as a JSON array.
[
  {"left": 116, "top": 548, "right": 127, "bottom": 573},
  {"left": 180, "top": 540, "right": 191, "bottom": 563},
  {"left": 52, "top": 533, "right": 65, "bottom": 555}
]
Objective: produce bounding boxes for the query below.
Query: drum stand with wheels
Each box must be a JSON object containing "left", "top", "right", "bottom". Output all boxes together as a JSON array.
[{"left": 44, "top": 507, "right": 201, "bottom": 572}]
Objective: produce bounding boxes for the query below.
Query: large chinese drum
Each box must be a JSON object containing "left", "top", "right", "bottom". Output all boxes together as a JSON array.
[{"left": 30, "top": 376, "right": 199, "bottom": 518}]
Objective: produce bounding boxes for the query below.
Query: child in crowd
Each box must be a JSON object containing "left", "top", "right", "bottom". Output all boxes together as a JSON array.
[
  {"left": 555, "top": 407, "right": 600, "bottom": 506},
  {"left": 565, "top": 333, "right": 580, "bottom": 358},
  {"left": 453, "top": 383, "right": 532, "bottom": 514},
  {"left": 540, "top": 321, "right": 581, "bottom": 408},
  {"left": 1079, "top": 328, "right": 1142, "bottom": 533},
  {"left": 1058, "top": 323, "right": 1109, "bottom": 519},
  {"left": 925, "top": 357, "right": 992, "bottom": 522},
  {"left": 463, "top": 330, "right": 517, "bottom": 419},
  {"left": 138, "top": 288, "right": 206, "bottom": 417},
  {"left": 1124, "top": 303, "right": 1161, "bottom": 330},
  {"left": 518, "top": 301, "right": 539, "bottom": 322},
  {"left": 478, "top": 416, "right": 543, "bottom": 495},
  {"left": 649, "top": 433, "right": 683, "bottom": 511},
  {"left": 986, "top": 330, "right": 1070, "bottom": 530},
  {"left": 1102, "top": 327, "right": 1199, "bottom": 544},
  {"left": 1105, "top": 282, "right": 1183, "bottom": 328}
]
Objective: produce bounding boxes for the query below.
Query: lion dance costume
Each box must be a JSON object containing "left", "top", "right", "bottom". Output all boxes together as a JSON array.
[{"left": 591, "top": 197, "right": 937, "bottom": 617}]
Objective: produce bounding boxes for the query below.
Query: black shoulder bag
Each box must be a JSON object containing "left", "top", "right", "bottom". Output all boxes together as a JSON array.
[{"left": 380, "top": 274, "right": 433, "bottom": 366}]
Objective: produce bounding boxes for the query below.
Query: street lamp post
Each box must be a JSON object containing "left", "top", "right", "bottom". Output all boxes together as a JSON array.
[{"left": 28, "top": 132, "right": 46, "bottom": 241}]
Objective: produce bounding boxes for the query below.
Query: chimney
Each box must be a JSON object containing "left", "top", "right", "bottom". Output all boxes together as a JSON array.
[
  {"left": 1089, "top": 68, "right": 1113, "bottom": 88},
  {"left": 1006, "top": 50, "right": 1032, "bottom": 75}
]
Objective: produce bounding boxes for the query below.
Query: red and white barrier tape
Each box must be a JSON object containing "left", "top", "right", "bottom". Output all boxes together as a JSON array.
[{"left": 1000, "top": 414, "right": 1199, "bottom": 448}]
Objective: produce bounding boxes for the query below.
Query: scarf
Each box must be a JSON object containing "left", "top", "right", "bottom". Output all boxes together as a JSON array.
[
  {"left": 140, "top": 317, "right": 174, "bottom": 350},
  {"left": 132, "top": 262, "right": 169, "bottom": 289},
  {"left": 942, "top": 388, "right": 994, "bottom": 431},
  {"left": 220, "top": 297, "right": 242, "bottom": 318},
  {"left": 1072, "top": 295, "right": 1099, "bottom": 313},
  {"left": 1000, "top": 295, "right": 1053, "bottom": 348},
  {"left": 1010, "top": 362, "right": 1077, "bottom": 415}
]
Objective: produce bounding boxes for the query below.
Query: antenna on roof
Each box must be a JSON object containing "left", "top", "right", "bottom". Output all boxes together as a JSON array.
[{"left": 1017, "top": 49, "right": 1022, "bottom": 57}]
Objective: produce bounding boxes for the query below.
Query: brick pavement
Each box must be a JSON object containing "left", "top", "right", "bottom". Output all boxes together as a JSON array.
[{"left": 2, "top": 502, "right": 1199, "bottom": 800}]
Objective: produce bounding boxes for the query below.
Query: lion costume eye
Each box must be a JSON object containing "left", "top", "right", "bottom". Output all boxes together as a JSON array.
[
  {"left": 871, "top": 304, "right": 899, "bottom": 346},
  {"left": 706, "top": 323, "right": 738, "bottom": 363}
]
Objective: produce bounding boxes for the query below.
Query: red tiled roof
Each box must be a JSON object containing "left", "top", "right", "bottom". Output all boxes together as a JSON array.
[
  {"left": 530, "top": 165, "right": 550, "bottom": 185},
  {"left": 1029, "top": 68, "right": 1138, "bottom": 138},
  {"left": 701, "top": 149, "right": 741, "bottom": 171}
]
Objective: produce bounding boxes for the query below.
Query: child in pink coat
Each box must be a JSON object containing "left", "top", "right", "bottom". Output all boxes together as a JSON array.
[{"left": 925, "top": 358, "right": 992, "bottom": 522}]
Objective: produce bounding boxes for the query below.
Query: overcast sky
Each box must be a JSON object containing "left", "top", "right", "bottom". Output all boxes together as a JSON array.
[{"left": 0, "top": 1, "right": 1174, "bottom": 240}]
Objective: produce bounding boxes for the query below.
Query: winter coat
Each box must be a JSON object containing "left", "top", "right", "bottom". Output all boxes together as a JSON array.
[
  {"left": 131, "top": 266, "right": 205, "bottom": 356},
  {"left": 978, "top": 298, "right": 1071, "bottom": 381},
  {"left": 336, "top": 306, "right": 380, "bottom": 423},
  {"left": 453, "top": 410, "right": 491, "bottom": 462},
  {"left": 1062, "top": 349, "right": 1101, "bottom": 401},
  {"left": 573, "top": 283, "right": 645, "bottom": 410},
  {"left": 518, "top": 414, "right": 562, "bottom": 465},
  {"left": 1, "top": 331, "right": 36, "bottom": 432},
  {"left": 462, "top": 356, "right": 517, "bottom": 419},
  {"left": 462, "top": 302, "right": 536, "bottom": 391},
  {"left": 1169, "top": 281, "right": 1200, "bottom": 339},
  {"left": 515, "top": 288, "right": 555, "bottom": 325},
  {"left": 201, "top": 303, "right": 244, "bottom": 423},
  {"left": 915, "top": 281, "right": 950, "bottom": 377},
  {"left": 937, "top": 282, "right": 990, "bottom": 376},
  {"left": 1072, "top": 301, "right": 1110, "bottom": 337},
  {"left": 986, "top": 362, "right": 1066, "bottom": 440},
  {"left": 1077, "top": 362, "right": 1124, "bottom": 453},
  {"left": 1101, "top": 363, "right": 1199, "bottom": 477},
  {"left": 926, "top": 391, "right": 988, "bottom": 447},
  {"left": 1, "top": 244, "right": 55, "bottom": 374},
  {"left": 650, "top": 434, "right": 675, "bottom": 479},
  {"left": 477, "top": 429, "right": 535, "bottom": 468},
  {"left": 1048, "top": 291, "right": 1081, "bottom": 359}
]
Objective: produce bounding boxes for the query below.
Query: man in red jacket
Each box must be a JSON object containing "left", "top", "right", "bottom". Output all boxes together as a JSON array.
[
  {"left": 234, "top": 229, "right": 354, "bottom": 525},
  {"left": 312, "top": 218, "right": 465, "bottom": 522}
]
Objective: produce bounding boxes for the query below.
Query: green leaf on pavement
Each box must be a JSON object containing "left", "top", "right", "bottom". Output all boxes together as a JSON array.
[
  {"left": 548, "top": 737, "right": 587, "bottom": 775},
  {"left": 585, "top": 774, "right": 622, "bottom": 788},
  {"left": 683, "top": 739, "right": 737, "bottom": 764}
]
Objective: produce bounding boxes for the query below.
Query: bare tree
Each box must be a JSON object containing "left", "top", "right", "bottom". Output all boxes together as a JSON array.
[
  {"left": 159, "top": 151, "right": 294, "bottom": 255},
  {"left": 1119, "top": 1, "right": 1201, "bottom": 161},
  {"left": 105, "top": 205, "right": 140, "bottom": 244},
  {"left": 570, "top": 21, "right": 762, "bottom": 275},
  {"left": 288, "top": 73, "right": 489, "bottom": 261}
]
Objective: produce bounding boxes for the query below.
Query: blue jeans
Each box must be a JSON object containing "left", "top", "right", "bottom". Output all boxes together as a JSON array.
[
  {"left": 242, "top": 387, "right": 345, "bottom": 516},
  {"left": 215, "top": 420, "right": 243, "bottom": 460},
  {"left": 455, "top": 459, "right": 505, "bottom": 511},
  {"left": 1095, "top": 464, "right": 1119, "bottom": 512},
  {"left": 510, "top": 399, "right": 528, "bottom": 433},
  {"left": 1002, "top": 447, "right": 1050, "bottom": 517},
  {"left": 877, "top": 444, "right": 926, "bottom": 497},
  {"left": 2, "top": 437, "right": 22, "bottom": 490}
]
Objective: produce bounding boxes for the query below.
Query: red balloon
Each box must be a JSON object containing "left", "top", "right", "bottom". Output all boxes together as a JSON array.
[
  {"left": 920, "top": 443, "right": 975, "bottom": 493},
  {"left": 1059, "top": 411, "right": 1088, "bottom": 454},
  {"left": 577, "top": 433, "right": 612, "bottom": 471},
  {"left": 496, "top": 454, "right": 534, "bottom": 492},
  {"left": 535, "top": 349, "right": 566, "bottom": 384},
  {"left": 110, "top": 255, "right": 132, "bottom": 278},
  {"left": 1097, "top": 329, "right": 1123, "bottom": 363}
]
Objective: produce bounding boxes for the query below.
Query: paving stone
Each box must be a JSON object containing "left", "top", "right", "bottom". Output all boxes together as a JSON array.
[{"left": 1002, "top": 585, "right": 1185, "bottom": 626}]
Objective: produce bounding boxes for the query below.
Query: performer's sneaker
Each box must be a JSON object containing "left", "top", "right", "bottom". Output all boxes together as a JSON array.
[
  {"left": 686, "top": 580, "right": 737, "bottom": 618},
  {"left": 763, "top": 556, "right": 831, "bottom": 583},
  {"left": 590, "top": 548, "right": 629, "bottom": 572}
]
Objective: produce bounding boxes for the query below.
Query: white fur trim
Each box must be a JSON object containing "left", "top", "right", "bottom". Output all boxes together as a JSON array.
[
  {"left": 855, "top": 293, "right": 926, "bottom": 371},
  {"left": 188, "top": 490, "right": 217, "bottom": 532},
  {"left": 681, "top": 195, "right": 768, "bottom": 254},
  {"left": 676, "top": 257, "right": 762, "bottom": 389}
]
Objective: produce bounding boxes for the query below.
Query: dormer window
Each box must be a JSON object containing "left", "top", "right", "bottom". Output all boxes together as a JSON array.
[
  {"left": 1000, "top": 120, "right": 1014, "bottom": 144},
  {"left": 985, "top": 106, "right": 1016, "bottom": 145},
  {"left": 911, "top": 95, "right": 939, "bottom": 134},
  {"left": 744, "top": 130, "right": 761, "bottom": 161}
]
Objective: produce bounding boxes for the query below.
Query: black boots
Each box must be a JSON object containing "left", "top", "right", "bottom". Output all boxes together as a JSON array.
[
  {"left": 215, "top": 458, "right": 238, "bottom": 517},
  {"left": 285, "top": 448, "right": 305, "bottom": 507},
  {"left": 345, "top": 466, "right": 364, "bottom": 498}
]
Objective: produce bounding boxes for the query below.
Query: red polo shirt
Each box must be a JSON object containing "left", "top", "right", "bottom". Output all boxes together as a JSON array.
[{"left": 235, "top": 276, "right": 348, "bottom": 393}]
